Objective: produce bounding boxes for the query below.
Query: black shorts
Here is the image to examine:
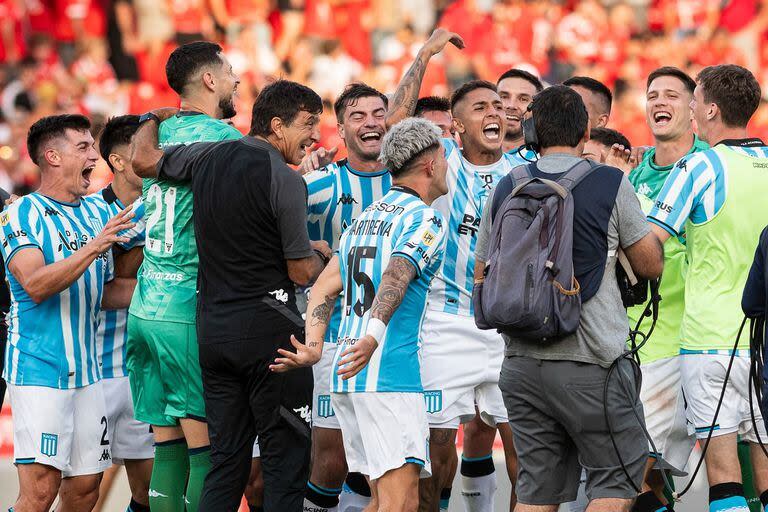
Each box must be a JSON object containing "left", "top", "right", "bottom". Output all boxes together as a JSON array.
[{"left": 500, "top": 356, "right": 646, "bottom": 505}]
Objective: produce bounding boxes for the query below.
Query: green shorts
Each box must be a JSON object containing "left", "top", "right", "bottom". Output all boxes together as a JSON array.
[{"left": 126, "top": 314, "right": 206, "bottom": 427}]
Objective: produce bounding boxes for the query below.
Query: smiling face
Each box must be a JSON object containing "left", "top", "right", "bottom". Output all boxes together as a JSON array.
[
  {"left": 213, "top": 53, "right": 240, "bottom": 120},
  {"left": 646, "top": 75, "right": 694, "bottom": 142},
  {"left": 338, "top": 95, "right": 387, "bottom": 162},
  {"left": 453, "top": 87, "right": 505, "bottom": 153},
  {"left": 280, "top": 110, "right": 321, "bottom": 165},
  {"left": 497, "top": 76, "right": 538, "bottom": 142},
  {"left": 55, "top": 128, "right": 100, "bottom": 198},
  {"left": 690, "top": 84, "right": 714, "bottom": 143}
]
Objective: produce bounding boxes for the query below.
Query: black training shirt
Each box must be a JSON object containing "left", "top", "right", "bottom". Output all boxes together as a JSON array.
[{"left": 157, "top": 137, "right": 314, "bottom": 344}]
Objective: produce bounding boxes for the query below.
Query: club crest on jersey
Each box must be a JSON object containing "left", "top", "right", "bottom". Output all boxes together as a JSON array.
[
  {"left": 423, "top": 390, "right": 443, "bottom": 414},
  {"left": 317, "top": 395, "right": 335, "bottom": 418},
  {"left": 0, "top": 211, "right": 8, "bottom": 226},
  {"left": 40, "top": 433, "right": 58, "bottom": 457}
]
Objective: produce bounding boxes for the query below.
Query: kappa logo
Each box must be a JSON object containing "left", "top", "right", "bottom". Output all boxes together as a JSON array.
[
  {"left": 293, "top": 405, "right": 312, "bottom": 424},
  {"left": 40, "top": 433, "right": 58, "bottom": 457},
  {"left": 98, "top": 449, "right": 111, "bottom": 462},
  {"left": 428, "top": 216, "right": 442, "bottom": 229},
  {"left": 269, "top": 288, "right": 289, "bottom": 304},
  {"left": 317, "top": 395, "right": 335, "bottom": 418},
  {"left": 675, "top": 159, "right": 688, "bottom": 172},
  {"left": 43, "top": 208, "right": 59, "bottom": 217},
  {"left": 337, "top": 193, "right": 359, "bottom": 206},
  {"left": 637, "top": 183, "right": 652, "bottom": 197},
  {"left": 148, "top": 489, "right": 169, "bottom": 498}
]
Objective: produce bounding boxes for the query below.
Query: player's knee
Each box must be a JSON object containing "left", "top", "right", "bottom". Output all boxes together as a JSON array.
[
  {"left": 20, "top": 483, "right": 58, "bottom": 511},
  {"left": 60, "top": 480, "right": 101, "bottom": 509},
  {"left": 312, "top": 446, "right": 348, "bottom": 483}
]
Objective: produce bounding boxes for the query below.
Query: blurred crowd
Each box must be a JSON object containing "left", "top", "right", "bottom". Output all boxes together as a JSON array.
[{"left": 1, "top": 0, "right": 768, "bottom": 193}]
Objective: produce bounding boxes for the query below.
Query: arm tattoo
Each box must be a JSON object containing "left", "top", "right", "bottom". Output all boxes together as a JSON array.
[
  {"left": 310, "top": 294, "right": 335, "bottom": 327},
  {"left": 386, "top": 55, "right": 428, "bottom": 126},
  {"left": 370, "top": 257, "right": 417, "bottom": 324}
]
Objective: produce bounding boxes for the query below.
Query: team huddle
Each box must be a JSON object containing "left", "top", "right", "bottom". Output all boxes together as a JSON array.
[{"left": 2, "top": 26, "right": 768, "bottom": 512}]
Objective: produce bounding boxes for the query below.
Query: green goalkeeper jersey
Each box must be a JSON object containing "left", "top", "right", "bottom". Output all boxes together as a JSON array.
[{"left": 129, "top": 112, "right": 242, "bottom": 324}]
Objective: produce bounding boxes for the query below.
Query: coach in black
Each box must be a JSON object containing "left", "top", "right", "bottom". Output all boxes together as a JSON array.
[{"left": 132, "top": 80, "right": 332, "bottom": 512}]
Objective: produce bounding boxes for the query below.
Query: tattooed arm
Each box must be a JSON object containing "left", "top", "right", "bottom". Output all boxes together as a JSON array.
[
  {"left": 384, "top": 28, "right": 465, "bottom": 129},
  {"left": 337, "top": 256, "right": 418, "bottom": 379},
  {"left": 270, "top": 256, "right": 342, "bottom": 373}
]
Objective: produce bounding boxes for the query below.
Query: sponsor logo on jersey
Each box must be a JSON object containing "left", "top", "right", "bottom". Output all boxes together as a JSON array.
[
  {"left": 753, "top": 162, "right": 768, "bottom": 169},
  {"left": 317, "top": 395, "right": 335, "bottom": 418},
  {"left": 142, "top": 269, "right": 185, "bottom": 282},
  {"left": 57, "top": 231, "right": 93, "bottom": 253},
  {"left": 404, "top": 242, "right": 433, "bottom": 264},
  {"left": 365, "top": 201, "right": 405, "bottom": 216},
  {"left": 458, "top": 214, "right": 480, "bottom": 237},
  {"left": 40, "top": 433, "right": 58, "bottom": 457},
  {"left": 337, "top": 193, "right": 359, "bottom": 205},
  {"left": 3, "top": 229, "right": 27, "bottom": 247},
  {"left": 423, "top": 390, "right": 443, "bottom": 413},
  {"left": 293, "top": 405, "right": 312, "bottom": 424},
  {"left": 655, "top": 201, "right": 673, "bottom": 214},
  {"left": 269, "top": 288, "right": 289, "bottom": 304}
]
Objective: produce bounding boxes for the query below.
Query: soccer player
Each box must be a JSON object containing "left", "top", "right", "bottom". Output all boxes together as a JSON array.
[
  {"left": 563, "top": 76, "right": 612, "bottom": 129},
  {"left": 386, "top": 31, "right": 523, "bottom": 512},
  {"left": 2, "top": 114, "right": 136, "bottom": 512},
  {"left": 126, "top": 41, "right": 242, "bottom": 512},
  {"left": 496, "top": 68, "right": 543, "bottom": 153},
  {"left": 648, "top": 64, "right": 768, "bottom": 512},
  {"left": 303, "top": 83, "right": 392, "bottom": 512},
  {"left": 415, "top": 96, "right": 455, "bottom": 139},
  {"left": 582, "top": 127, "right": 632, "bottom": 164},
  {"left": 272, "top": 116, "right": 449, "bottom": 512},
  {"left": 92, "top": 115, "right": 153, "bottom": 512}
]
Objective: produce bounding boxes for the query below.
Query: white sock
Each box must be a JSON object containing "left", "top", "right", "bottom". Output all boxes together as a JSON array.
[
  {"left": 460, "top": 456, "right": 497, "bottom": 512},
  {"left": 338, "top": 483, "right": 370, "bottom": 512}
]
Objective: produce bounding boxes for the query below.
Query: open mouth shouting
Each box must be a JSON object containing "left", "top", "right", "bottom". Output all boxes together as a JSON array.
[
  {"left": 482, "top": 122, "right": 501, "bottom": 142},
  {"left": 82, "top": 165, "right": 94, "bottom": 189},
  {"left": 652, "top": 111, "right": 673, "bottom": 127},
  {"left": 359, "top": 131, "right": 383, "bottom": 145}
]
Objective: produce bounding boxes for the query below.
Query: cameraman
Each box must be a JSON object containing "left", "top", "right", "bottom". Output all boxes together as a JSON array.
[{"left": 474, "top": 85, "right": 663, "bottom": 512}]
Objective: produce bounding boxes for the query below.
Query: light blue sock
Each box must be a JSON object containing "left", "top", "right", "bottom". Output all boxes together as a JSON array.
[{"left": 709, "top": 495, "right": 750, "bottom": 512}]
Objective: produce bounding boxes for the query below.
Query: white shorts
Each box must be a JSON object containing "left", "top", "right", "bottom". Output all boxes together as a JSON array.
[
  {"left": 420, "top": 310, "right": 507, "bottom": 428},
  {"left": 252, "top": 437, "right": 260, "bottom": 458},
  {"left": 9, "top": 382, "right": 112, "bottom": 476},
  {"left": 680, "top": 353, "right": 767, "bottom": 442},
  {"left": 639, "top": 357, "right": 695, "bottom": 475},
  {"left": 332, "top": 392, "right": 431, "bottom": 481},
  {"left": 312, "top": 342, "right": 340, "bottom": 429},
  {"left": 103, "top": 377, "right": 154, "bottom": 464}
]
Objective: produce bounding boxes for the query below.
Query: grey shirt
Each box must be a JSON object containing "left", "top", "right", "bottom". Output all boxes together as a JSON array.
[{"left": 476, "top": 154, "right": 650, "bottom": 367}]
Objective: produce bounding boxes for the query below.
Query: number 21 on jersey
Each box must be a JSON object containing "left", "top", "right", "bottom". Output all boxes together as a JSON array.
[{"left": 145, "top": 184, "right": 176, "bottom": 254}]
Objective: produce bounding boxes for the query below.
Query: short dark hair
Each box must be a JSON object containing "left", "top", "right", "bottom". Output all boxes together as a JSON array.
[
  {"left": 589, "top": 127, "right": 631, "bottom": 150},
  {"left": 497, "top": 68, "right": 544, "bottom": 92},
  {"left": 646, "top": 66, "right": 696, "bottom": 94},
  {"left": 27, "top": 114, "right": 91, "bottom": 166},
  {"left": 99, "top": 115, "right": 140, "bottom": 172},
  {"left": 450, "top": 80, "right": 497, "bottom": 113},
  {"left": 333, "top": 83, "right": 388, "bottom": 123},
  {"left": 697, "top": 65, "right": 761, "bottom": 128},
  {"left": 166, "top": 41, "right": 224, "bottom": 95},
  {"left": 414, "top": 96, "right": 451, "bottom": 117},
  {"left": 563, "top": 76, "right": 612, "bottom": 114},
  {"left": 249, "top": 80, "right": 323, "bottom": 137},
  {"left": 531, "top": 85, "right": 588, "bottom": 149}
]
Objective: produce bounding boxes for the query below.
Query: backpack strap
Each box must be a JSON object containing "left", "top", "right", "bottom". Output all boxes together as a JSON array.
[
  {"left": 490, "top": 164, "right": 535, "bottom": 222},
  {"left": 557, "top": 159, "right": 598, "bottom": 193}
]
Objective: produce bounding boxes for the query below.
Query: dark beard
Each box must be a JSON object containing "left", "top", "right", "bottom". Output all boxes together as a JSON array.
[
  {"left": 505, "top": 128, "right": 522, "bottom": 142},
  {"left": 219, "top": 97, "right": 237, "bottom": 119}
]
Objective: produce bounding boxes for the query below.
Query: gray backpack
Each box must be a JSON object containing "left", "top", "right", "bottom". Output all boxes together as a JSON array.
[{"left": 473, "top": 160, "right": 594, "bottom": 343}]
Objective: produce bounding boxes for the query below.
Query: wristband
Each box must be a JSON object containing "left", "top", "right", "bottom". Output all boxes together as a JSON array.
[
  {"left": 314, "top": 249, "right": 330, "bottom": 265},
  {"left": 365, "top": 318, "right": 387, "bottom": 343}
]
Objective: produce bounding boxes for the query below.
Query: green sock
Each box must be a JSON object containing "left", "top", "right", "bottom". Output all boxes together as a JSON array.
[
  {"left": 185, "top": 446, "right": 211, "bottom": 512},
  {"left": 738, "top": 441, "right": 761, "bottom": 512},
  {"left": 150, "top": 439, "right": 189, "bottom": 512}
]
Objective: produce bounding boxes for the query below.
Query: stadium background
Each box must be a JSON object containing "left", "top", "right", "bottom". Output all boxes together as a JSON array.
[{"left": 0, "top": 0, "right": 755, "bottom": 509}]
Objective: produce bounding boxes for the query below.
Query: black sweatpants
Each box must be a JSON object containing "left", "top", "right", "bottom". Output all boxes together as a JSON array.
[{"left": 197, "top": 326, "right": 313, "bottom": 512}]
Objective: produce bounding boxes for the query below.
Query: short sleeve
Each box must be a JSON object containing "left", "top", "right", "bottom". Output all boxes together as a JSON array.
[
  {"left": 304, "top": 167, "right": 336, "bottom": 230},
  {"left": 392, "top": 208, "right": 446, "bottom": 277},
  {"left": 270, "top": 161, "right": 314, "bottom": 259},
  {"left": 648, "top": 152, "right": 716, "bottom": 236},
  {"left": 475, "top": 186, "right": 496, "bottom": 263},
  {"left": 0, "top": 199, "right": 43, "bottom": 264},
  {"left": 158, "top": 142, "right": 217, "bottom": 181},
  {"left": 116, "top": 197, "right": 146, "bottom": 250},
  {"left": 615, "top": 177, "right": 650, "bottom": 249}
]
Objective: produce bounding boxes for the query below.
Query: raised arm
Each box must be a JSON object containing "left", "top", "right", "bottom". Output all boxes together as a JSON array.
[
  {"left": 130, "top": 108, "right": 179, "bottom": 178},
  {"left": 385, "top": 28, "right": 465, "bottom": 129},
  {"left": 270, "top": 256, "right": 343, "bottom": 372}
]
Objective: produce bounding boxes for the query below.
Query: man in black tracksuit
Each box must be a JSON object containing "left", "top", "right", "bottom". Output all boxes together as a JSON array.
[{"left": 742, "top": 226, "right": 768, "bottom": 434}]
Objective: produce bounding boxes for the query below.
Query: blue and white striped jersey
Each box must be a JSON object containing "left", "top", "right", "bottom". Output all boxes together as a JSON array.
[
  {"left": 648, "top": 144, "right": 768, "bottom": 236},
  {"left": 0, "top": 193, "right": 114, "bottom": 389},
  {"left": 428, "top": 138, "right": 531, "bottom": 316},
  {"left": 305, "top": 160, "right": 392, "bottom": 343},
  {"left": 332, "top": 187, "right": 446, "bottom": 393},
  {"left": 89, "top": 186, "right": 146, "bottom": 379}
]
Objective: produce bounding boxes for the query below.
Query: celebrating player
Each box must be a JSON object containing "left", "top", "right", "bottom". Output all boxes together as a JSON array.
[
  {"left": 386, "top": 31, "right": 524, "bottom": 512},
  {"left": 273, "top": 116, "right": 449, "bottom": 512},
  {"left": 496, "top": 69, "right": 543, "bottom": 154},
  {"left": 563, "top": 76, "right": 612, "bottom": 130},
  {"left": 2, "top": 114, "right": 136, "bottom": 512},
  {"left": 126, "top": 41, "right": 242, "bottom": 512}
]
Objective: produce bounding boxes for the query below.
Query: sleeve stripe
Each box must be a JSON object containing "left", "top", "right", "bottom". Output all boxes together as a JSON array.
[
  {"left": 391, "top": 251, "right": 423, "bottom": 278},
  {"left": 647, "top": 216, "right": 679, "bottom": 237}
]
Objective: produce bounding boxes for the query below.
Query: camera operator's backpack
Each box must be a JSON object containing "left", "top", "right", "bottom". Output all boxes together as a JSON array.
[{"left": 473, "top": 160, "right": 595, "bottom": 343}]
